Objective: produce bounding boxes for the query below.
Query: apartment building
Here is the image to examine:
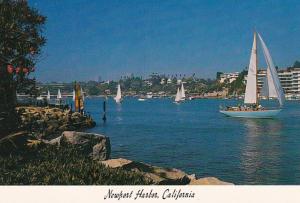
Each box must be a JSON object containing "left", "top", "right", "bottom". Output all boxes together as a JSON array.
[{"left": 257, "top": 68, "right": 300, "bottom": 97}]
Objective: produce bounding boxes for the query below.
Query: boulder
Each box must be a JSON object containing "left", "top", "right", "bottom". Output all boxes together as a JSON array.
[
  {"left": 189, "top": 177, "right": 233, "bottom": 185},
  {"left": 49, "top": 131, "right": 110, "bottom": 160},
  {"left": 101, "top": 158, "right": 190, "bottom": 185},
  {"left": 101, "top": 158, "right": 233, "bottom": 185}
]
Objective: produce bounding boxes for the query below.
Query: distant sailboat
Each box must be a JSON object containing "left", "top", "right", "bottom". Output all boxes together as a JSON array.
[
  {"left": 56, "top": 89, "right": 62, "bottom": 105},
  {"left": 220, "top": 32, "right": 284, "bottom": 118},
  {"left": 180, "top": 82, "right": 186, "bottom": 101},
  {"left": 47, "top": 90, "right": 51, "bottom": 101},
  {"left": 72, "top": 90, "right": 75, "bottom": 101},
  {"left": 57, "top": 89, "right": 62, "bottom": 100},
  {"left": 114, "top": 84, "right": 122, "bottom": 103},
  {"left": 174, "top": 87, "right": 182, "bottom": 103}
]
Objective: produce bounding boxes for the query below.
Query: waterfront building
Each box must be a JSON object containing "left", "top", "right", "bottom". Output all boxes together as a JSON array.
[
  {"left": 219, "top": 72, "right": 239, "bottom": 83},
  {"left": 256, "top": 68, "right": 300, "bottom": 97},
  {"left": 167, "top": 78, "right": 172, "bottom": 84}
]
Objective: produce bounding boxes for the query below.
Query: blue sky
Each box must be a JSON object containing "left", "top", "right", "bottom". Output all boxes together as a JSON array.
[{"left": 29, "top": 0, "right": 300, "bottom": 82}]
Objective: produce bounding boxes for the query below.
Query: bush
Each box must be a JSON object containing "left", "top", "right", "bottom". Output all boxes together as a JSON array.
[{"left": 0, "top": 144, "right": 149, "bottom": 185}]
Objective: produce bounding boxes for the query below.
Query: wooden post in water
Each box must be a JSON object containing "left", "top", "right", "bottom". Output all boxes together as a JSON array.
[{"left": 102, "top": 97, "right": 107, "bottom": 122}]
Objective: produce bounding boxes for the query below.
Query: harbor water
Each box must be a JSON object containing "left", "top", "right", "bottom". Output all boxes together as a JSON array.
[{"left": 85, "top": 97, "right": 300, "bottom": 184}]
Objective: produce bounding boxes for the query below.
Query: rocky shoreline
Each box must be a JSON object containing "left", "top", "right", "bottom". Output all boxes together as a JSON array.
[
  {"left": 0, "top": 106, "right": 232, "bottom": 185},
  {"left": 16, "top": 106, "right": 96, "bottom": 139}
]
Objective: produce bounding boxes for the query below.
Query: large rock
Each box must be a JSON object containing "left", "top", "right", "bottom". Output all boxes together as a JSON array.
[
  {"left": 101, "top": 158, "right": 190, "bottom": 185},
  {"left": 189, "top": 177, "right": 233, "bottom": 185},
  {"left": 101, "top": 158, "right": 233, "bottom": 185},
  {"left": 49, "top": 131, "right": 110, "bottom": 160}
]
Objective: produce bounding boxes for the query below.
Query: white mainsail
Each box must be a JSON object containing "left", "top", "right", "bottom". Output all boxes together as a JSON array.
[
  {"left": 47, "top": 90, "right": 51, "bottom": 101},
  {"left": 57, "top": 89, "right": 62, "bottom": 99},
  {"left": 115, "top": 84, "right": 122, "bottom": 103},
  {"left": 175, "top": 87, "right": 182, "bottom": 102},
  {"left": 180, "top": 83, "right": 186, "bottom": 99},
  {"left": 258, "top": 33, "right": 285, "bottom": 106},
  {"left": 244, "top": 32, "right": 258, "bottom": 104},
  {"left": 72, "top": 90, "right": 75, "bottom": 101}
]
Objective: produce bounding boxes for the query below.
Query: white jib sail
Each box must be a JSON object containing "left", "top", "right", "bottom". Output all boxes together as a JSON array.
[
  {"left": 258, "top": 33, "right": 285, "bottom": 106},
  {"left": 47, "top": 90, "right": 51, "bottom": 101},
  {"left": 72, "top": 90, "right": 75, "bottom": 101},
  {"left": 261, "top": 67, "right": 277, "bottom": 98},
  {"left": 115, "top": 84, "right": 122, "bottom": 102},
  {"left": 175, "top": 87, "right": 182, "bottom": 102},
  {"left": 244, "top": 32, "right": 258, "bottom": 104},
  {"left": 181, "top": 83, "right": 186, "bottom": 99},
  {"left": 57, "top": 89, "right": 62, "bottom": 99}
]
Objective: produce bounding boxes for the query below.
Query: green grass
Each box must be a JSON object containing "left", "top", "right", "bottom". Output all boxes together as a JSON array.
[{"left": 0, "top": 144, "right": 149, "bottom": 185}]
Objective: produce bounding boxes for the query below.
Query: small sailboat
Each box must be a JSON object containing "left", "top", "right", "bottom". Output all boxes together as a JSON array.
[
  {"left": 46, "top": 90, "right": 51, "bottom": 102},
  {"left": 114, "top": 84, "right": 122, "bottom": 103},
  {"left": 220, "top": 32, "right": 284, "bottom": 118},
  {"left": 57, "top": 89, "right": 62, "bottom": 100},
  {"left": 138, "top": 97, "right": 146, "bottom": 101},
  {"left": 72, "top": 90, "right": 75, "bottom": 101},
  {"left": 56, "top": 89, "right": 62, "bottom": 105},
  {"left": 180, "top": 82, "right": 186, "bottom": 101},
  {"left": 174, "top": 87, "right": 182, "bottom": 103}
]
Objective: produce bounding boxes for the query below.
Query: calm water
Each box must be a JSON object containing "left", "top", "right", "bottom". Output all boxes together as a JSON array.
[{"left": 84, "top": 97, "right": 300, "bottom": 185}]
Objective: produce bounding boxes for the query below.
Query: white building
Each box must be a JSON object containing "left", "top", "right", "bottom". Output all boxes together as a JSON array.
[
  {"left": 256, "top": 68, "right": 300, "bottom": 97},
  {"left": 219, "top": 72, "right": 239, "bottom": 83}
]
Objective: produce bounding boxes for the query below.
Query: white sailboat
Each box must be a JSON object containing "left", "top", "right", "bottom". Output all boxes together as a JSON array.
[
  {"left": 47, "top": 90, "right": 51, "bottom": 101},
  {"left": 220, "top": 32, "right": 284, "bottom": 118},
  {"left": 174, "top": 87, "right": 182, "bottom": 103},
  {"left": 180, "top": 82, "right": 186, "bottom": 101},
  {"left": 57, "top": 89, "right": 62, "bottom": 100},
  {"left": 72, "top": 90, "right": 75, "bottom": 101},
  {"left": 114, "top": 84, "right": 122, "bottom": 103},
  {"left": 56, "top": 89, "right": 62, "bottom": 105}
]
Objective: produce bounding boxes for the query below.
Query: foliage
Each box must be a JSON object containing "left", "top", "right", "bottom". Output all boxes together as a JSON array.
[
  {"left": 0, "top": 0, "right": 46, "bottom": 135},
  {"left": 228, "top": 69, "right": 247, "bottom": 95},
  {"left": 0, "top": 144, "right": 149, "bottom": 185},
  {"left": 293, "top": 60, "right": 300, "bottom": 68}
]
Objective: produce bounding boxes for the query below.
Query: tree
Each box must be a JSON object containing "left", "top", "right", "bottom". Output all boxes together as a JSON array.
[
  {"left": 0, "top": 0, "right": 46, "bottom": 136},
  {"left": 216, "top": 72, "right": 223, "bottom": 80},
  {"left": 293, "top": 61, "right": 300, "bottom": 68}
]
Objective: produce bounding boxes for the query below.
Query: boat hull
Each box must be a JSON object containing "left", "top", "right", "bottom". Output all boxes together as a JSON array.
[{"left": 220, "top": 109, "right": 282, "bottom": 118}]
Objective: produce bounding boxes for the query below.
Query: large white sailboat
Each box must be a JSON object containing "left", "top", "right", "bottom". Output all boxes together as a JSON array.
[
  {"left": 220, "top": 32, "right": 284, "bottom": 118},
  {"left": 114, "top": 84, "right": 122, "bottom": 103}
]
